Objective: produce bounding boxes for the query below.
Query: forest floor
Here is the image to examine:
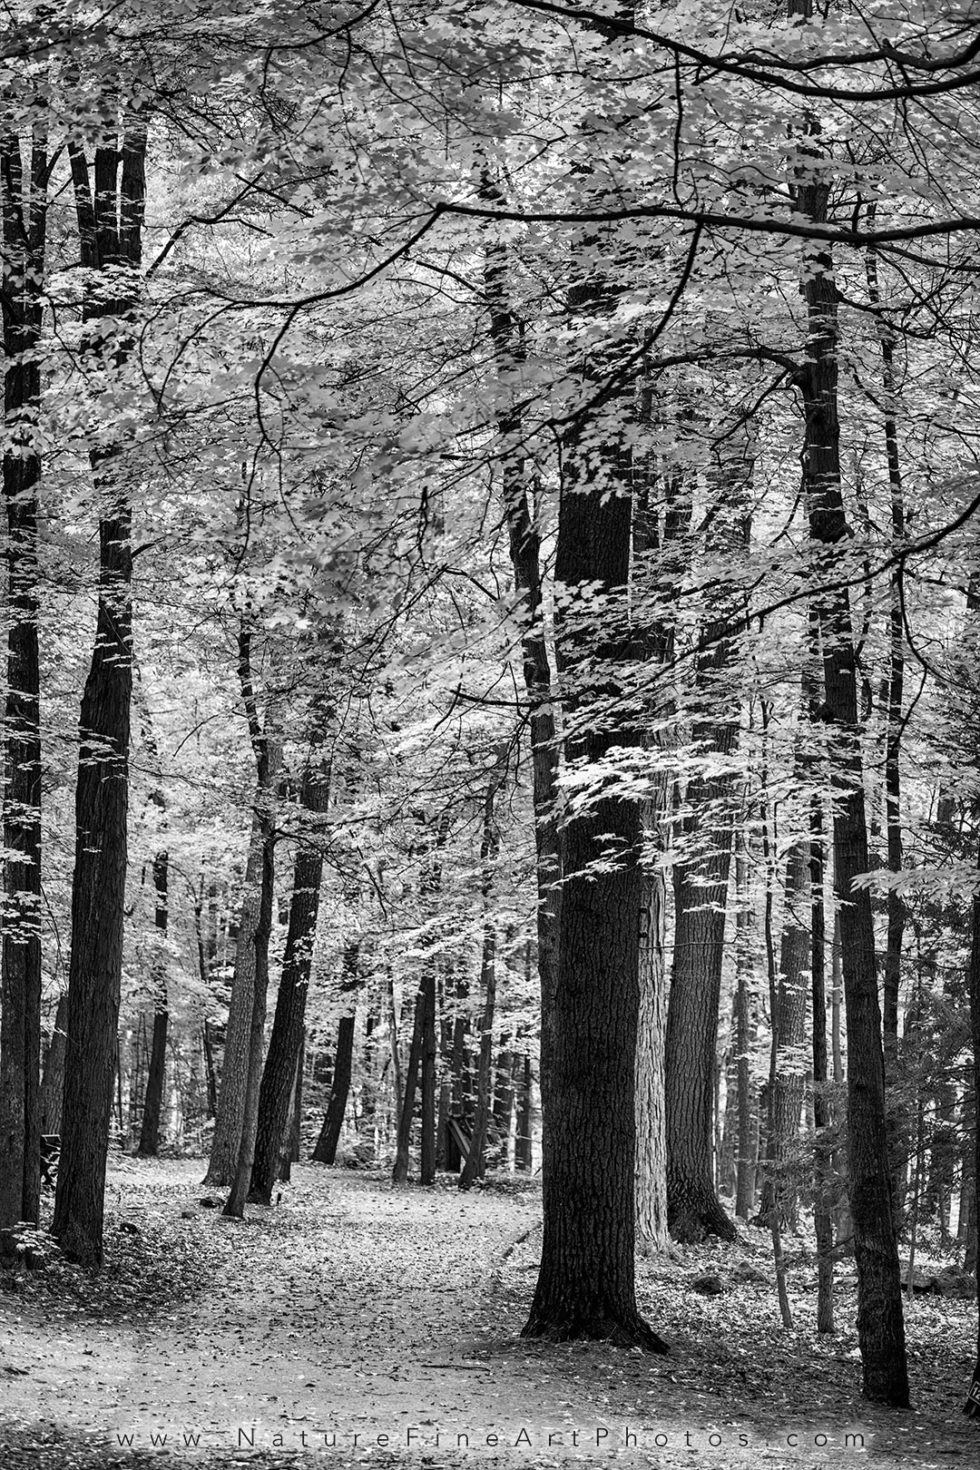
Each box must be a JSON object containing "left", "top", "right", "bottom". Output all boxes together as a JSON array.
[{"left": 0, "top": 1159, "right": 976, "bottom": 1470}]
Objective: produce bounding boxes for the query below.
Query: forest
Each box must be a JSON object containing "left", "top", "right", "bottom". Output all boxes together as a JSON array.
[{"left": 1, "top": 0, "right": 980, "bottom": 1465}]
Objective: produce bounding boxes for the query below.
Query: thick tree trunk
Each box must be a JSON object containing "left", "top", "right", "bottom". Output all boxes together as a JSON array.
[
  {"left": 791, "top": 114, "right": 908, "bottom": 1403},
  {"left": 0, "top": 126, "right": 47, "bottom": 1230},
  {"left": 963, "top": 838, "right": 980, "bottom": 1416},
  {"left": 251, "top": 763, "right": 328, "bottom": 1202},
  {"left": 138, "top": 852, "right": 170, "bottom": 1157},
  {"left": 635, "top": 870, "right": 668, "bottom": 1253},
  {"left": 665, "top": 848, "right": 737, "bottom": 1243},
  {"left": 522, "top": 268, "right": 665, "bottom": 1344},
  {"left": 52, "top": 123, "right": 145, "bottom": 1265}
]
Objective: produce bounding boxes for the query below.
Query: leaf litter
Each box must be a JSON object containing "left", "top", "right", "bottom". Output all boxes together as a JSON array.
[{"left": 0, "top": 1159, "right": 975, "bottom": 1468}]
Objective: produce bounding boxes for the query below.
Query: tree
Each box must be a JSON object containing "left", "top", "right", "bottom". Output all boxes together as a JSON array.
[
  {"left": 137, "top": 851, "right": 170, "bottom": 1158},
  {"left": 788, "top": 27, "right": 909, "bottom": 1394},
  {"left": 664, "top": 438, "right": 750, "bottom": 1244},
  {"left": 52, "top": 102, "right": 146, "bottom": 1266},
  {"left": 522, "top": 186, "right": 667, "bottom": 1342},
  {"left": 0, "top": 110, "right": 48, "bottom": 1230},
  {"left": 223, "top": 624, "right": 280, "bottom": 1219},
  {"left": 252, "top": 761, "right": 329, "bottom": 1201}
]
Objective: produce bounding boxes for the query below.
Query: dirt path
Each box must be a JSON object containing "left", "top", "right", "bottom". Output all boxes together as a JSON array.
[{"left": 0, "top": 1162, "right": 976, "bottom": 1467}]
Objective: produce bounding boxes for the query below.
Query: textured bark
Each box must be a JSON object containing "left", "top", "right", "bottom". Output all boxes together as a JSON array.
[
  {"left": 40, "top": 995, "right": 68, "bottom": 1137},
  {"left": 666, "top": 836, "right": 738, "bottom": 1243},
  {"left": 313, "top": 941, "right": 360, "bottom": 1165},
  {"left": 522, "top": 271, "right": 665, "bottom": 1346},
  {"left": 0, "top": 125, "right": 47, "bottom": 1230},
  {"left": 811, "top": 802, "right": 835, "bottom": 1333},
  {"left": 963, "top": 838, "right": 980, "bottom": 1417},
  {"left": 251, "top": 764, "right": 328, "bottom": 1202},
  {"left": 733, "top": 840, "right": 758, "bottom": 1220},
  {"left": 138, "top": 851, "right": 170, "bottom": 1157},
  {"left": 52, "top": 121, "right": 145, "bottom": 1266},
  {"left": 790, "top": 88, "right": 908, "bottom": 1401},
  {"left": 635, "top": 871, "right": 668, "bottom": 1253}
]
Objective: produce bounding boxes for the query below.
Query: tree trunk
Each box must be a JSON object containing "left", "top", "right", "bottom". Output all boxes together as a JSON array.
[
  {"left": 138, "top": 852, "right": 170, "bottom": 1157},
  {"left": 223, "top": 803, "right": 275, "bottom": 1219},
  {"left": 733, "top": 838, "right": 757, "bottom": 1220},
  {"left": 665, "top": 850, "right": 737, "bottom": 1243},
  {"left": 460, "top": 778, "right": 502, "bottom": 1190},
  {"left": 313, "top": 940, "right": 360, "bottom": 1165},
  {"left": 280, "top": 1038, "right": 303, "bottom": 1181},
  {"left": 635, "top": 870, "right": 668, "bottom": 1253},
  {"left": 0, "top": 125, "right": 47, "bottom": 1231},
  {"left": 790, "top": 72, "right": 908, "bottom": 1400},
  {"left": 963, "top": 836, "right": 980, "bottom": 1416},
  {"left": 419, "top": 968, "right": 438, "bottom": 1186},
  {"left": 492, "top": 1043, "right": 514, "bottom": 1167},
  {"left": 515, "top": 1052, "right": 533, "bottom": 1172},
  {"left": 251, "top": 763, "right": 328, "bottom": 1202},
  {"left": 205, "top": 814, "right": 266, "bottom": 1185},
  {"left": 758, "top": 844, "right": 810, "bottom": 1230},
  {"left": 811, "top": 800, "right": 835, "bottom": 1333},
  {"left": 522, "top": 248, "right": 665, "bottom": 1346},
  {"left": 446, "top": 969, "right": 471, "bottom": 1171},
  {"left": 314, "top": 1015, "right": 355, "bottom": 1165},
  {"left": 222, "top": 624, "right": 279, "bottom": 1220},
  {"left": 484, "top": 208, "right": 560, "bottom": 1176},
  {"left": 40, "top": 995, "right": 68, "bottom": 1137},
  {"left": 392, "top": 984, "right": 425, "bottom": 1184},
  {"left": 52, "top": 120, "right": 145, "bottom": 1266},
  {"left": 664, "top": 438, "right": 749, "bottom": 1245},
  {"left": 866, "top": 218, "right": 907, "bottom": 1212}
]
